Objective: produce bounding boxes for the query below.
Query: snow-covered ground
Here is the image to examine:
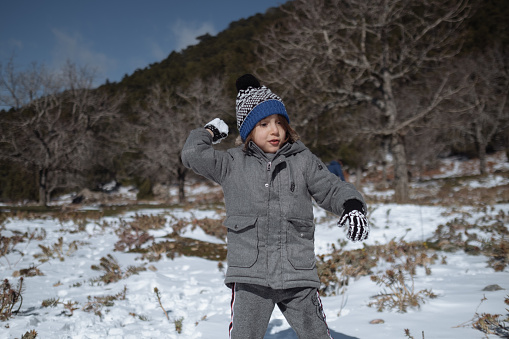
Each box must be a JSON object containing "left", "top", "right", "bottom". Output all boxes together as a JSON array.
[{"left": 1, "top": 153, "right": 508, "bottom": 339}]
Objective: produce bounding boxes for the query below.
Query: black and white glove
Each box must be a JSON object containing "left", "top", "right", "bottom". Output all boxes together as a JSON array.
[
  {"left": 338, "top": 199, "right": 369, "bottom": 242},
  {"left": 204, "top": 118, "right": 229, "bottom": 144}
]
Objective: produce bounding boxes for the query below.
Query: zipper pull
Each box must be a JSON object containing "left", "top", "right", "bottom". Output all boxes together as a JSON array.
[{"left": 267, "top": 161, "right": 271, "bottom": 171}]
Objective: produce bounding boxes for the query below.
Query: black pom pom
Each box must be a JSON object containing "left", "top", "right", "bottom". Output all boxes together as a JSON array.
[{"left": 236, "top": 74, "right": 261, "bottom": 92}]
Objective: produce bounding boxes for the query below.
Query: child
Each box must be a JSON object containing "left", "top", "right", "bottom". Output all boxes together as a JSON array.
[
  {"left": 328, "top": 160, "right": 346, "bottom": 181},
  {"left": 181, "top": 74, "right": 369, "bottom": 339}
]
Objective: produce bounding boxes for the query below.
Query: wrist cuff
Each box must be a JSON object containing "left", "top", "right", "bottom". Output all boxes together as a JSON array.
[
  {"left": 205, "top": 124, "right": 223, "bottom": 142},
  {"left": 343, "top": 199, "right": 365, "bottom": 214}
]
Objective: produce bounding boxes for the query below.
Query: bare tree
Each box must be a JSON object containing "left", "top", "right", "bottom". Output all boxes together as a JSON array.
[
  {"left": 0, "top": 60, "right": 123, "bottom": 206},
  {"left": 256, "top": 0, "right": 475, "bottom": 202},
  {"left": 135, "top": 76, "right": 231, "bottom": 203},
  {"left": 451, "top": 46, "right": 509, "bottom": 174},
  {"left": 0, "top": 57, "right": 25, "bottom": 110},
  {"left": 405, "top": 125, "right": 449, "bottom": 180}
]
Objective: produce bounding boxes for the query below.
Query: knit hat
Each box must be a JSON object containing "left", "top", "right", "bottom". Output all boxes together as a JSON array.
[{"left": 235, "top": 74, "right": 289, "bottom": 141}]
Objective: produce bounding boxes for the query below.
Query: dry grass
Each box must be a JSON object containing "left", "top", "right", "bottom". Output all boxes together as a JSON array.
[
  {"left": 455, "top": 295, "right": 509, "bottom": 337},
  {"left": 90, "top": 254, "right": 146, "bottom": 284},
  {"left": 317, "top": 239, "right": 437, "bottom": 297},
  {"left": 427, "top": 206, "right": 509, "bottom": 271},
  {"left": 20, "top": 330, "right": 37, "bottom": 338},
  {"left": 141, "top": 237, "right": 226, "bottom": 262},
  {"left": 368, "top": 268, "right": 437, "bottom": 312},
  {"left": 0, "top": 154, "right": 506, "bottom": 326},
  {"left": 1, "top": 277, "right": 24, "bottom": 321},
  {"left": 317, "top": 205, "right": 508, "bottom": 315},
  {"left": 191, "top": 217, "right": 226, "bottom": 241},
  {"left": 33, "top": 237, "right": 83, "bottom": 263},
  {"left": 82, "top": 286, "right": 127, "bottom": 319},
  {"left": 114, "top": 214, "right": 166, "bottom": 252}
]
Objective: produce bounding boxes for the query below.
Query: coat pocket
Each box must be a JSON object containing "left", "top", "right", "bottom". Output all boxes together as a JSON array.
[
  {"left": 287, "top": 218, "right": 316, "bottom": 270},
  {"left": 224, "top": 215, "right": 259, "bottom": 268}
]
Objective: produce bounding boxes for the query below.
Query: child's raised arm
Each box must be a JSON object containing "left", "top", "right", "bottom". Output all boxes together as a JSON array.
[{"left": 181, "top": 118, "right": 230, "bottom": 184}]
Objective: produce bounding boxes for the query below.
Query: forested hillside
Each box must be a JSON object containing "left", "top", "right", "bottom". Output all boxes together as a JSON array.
[{"left": 0, "top": 0, "right": 507, "bottom": 205}]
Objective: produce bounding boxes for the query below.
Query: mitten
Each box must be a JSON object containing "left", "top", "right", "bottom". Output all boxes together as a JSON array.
[
  {"left": 204, "top": 118, "right": 229, "bottom": 144},
  {"left": 338, "top": 199, "right": 369, "bottom": 242}
]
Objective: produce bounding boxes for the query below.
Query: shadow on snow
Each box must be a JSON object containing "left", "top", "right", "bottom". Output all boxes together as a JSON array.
[{"left": 264, "top": 319, "right": 359, "bottom": 339}]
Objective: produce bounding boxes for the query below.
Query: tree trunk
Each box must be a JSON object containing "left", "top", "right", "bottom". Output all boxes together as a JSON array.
[
  {"left": 478, "top": 142, "right": 488, "bottom": 175},
  {"left": 177, "top": 167, "right": 187, "bottom": 204},
  {"left": 38, "top": 168, "right": 48, "bottom": 206},
  {"left": 355, "top": 165, "right": 362, "bottom": 190},
  {"left": 381, "top": 140, "right": 390, "bottom": 188},
  {"left": 391, "top": 134, "right": 409, "bottom": 203},
  {"left": 475, "top": 124, "right": 488, "bottom": 175},
  {"left": 382, "top": 71, "right": 409, "bottom": 203},
  {"left": 381, "top": 160, "right": 389, "bottom": 189}
]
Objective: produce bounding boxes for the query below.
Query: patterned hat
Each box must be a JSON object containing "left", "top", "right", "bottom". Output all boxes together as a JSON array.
[{"left": 235, "top": 74, "right": 289, "bottom": 141}]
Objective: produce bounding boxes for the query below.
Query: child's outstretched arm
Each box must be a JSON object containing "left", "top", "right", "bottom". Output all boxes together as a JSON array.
[{"left": 304, "top": 153, "right": 369, "bottom": 242}]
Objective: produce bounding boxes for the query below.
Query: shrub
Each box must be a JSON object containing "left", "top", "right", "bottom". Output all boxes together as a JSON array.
[
  {"left": 317, "top": 239, "right": 435, "bottom": 296},
  {"left": 141, "top": 237, "right": 227, "bottom": 262},
  {"left": 483, "top": 237, "right": 509, "bottom": 272},
  {"left": 41, "top": 298, "right": 60, "bottom": 308},
  {"left": 427, "top": 207, "right": 509, "bottom": 270},
  {"left": 21, "top": 330, "right": 37, "bottom": 339},
  {"left": 114, "top": 214, "right": 166, "bottom": 251},
  {"left": 1, "top": 278, "right": 24, "bottom": 321},
  {"left": 33, "top": 237, "right": 81, "bottom": 262},
  {"left": 82, "top": 286, "right": 127, "bottom": 319},
  {"left": 457, "top": 295, "right": 509, "bottom": 337},
  {"left": 154, "top": 287, "right": 169, "bottom": 320},
  {"left": 91, "top": 254, "right": 146, "bottom": 284},
  {"left": 0, "top": 233, "right": 26, "bottom": 269},
  {"left": 368, "top": 269, "right": 437, "bottom": 313},
  {"left": 473, "top": 312, "right": 509, "bottom": 337},
  {"left": 404, "top": 329, "right": 425, "bottom": 339},
  {"left": 115, "top": 229, "right": 154, "bottom": 252},
  {"left": 174, "top": 317, "right": 184, "bottom": 334},
  {"left": 137, "top": 178, "right": 153, "bottom": 200},
  {"left": 62, "top": 300, "right": 79, "bottom": 316},
  {"left": 13, "top": 264, "right": 44, "bottom": 277},
  {"left": 0, "top": 228, "right": 45, "bottom": 268},
  {"left": 192, "top": 217, "right": 226, "bottom": 240}
]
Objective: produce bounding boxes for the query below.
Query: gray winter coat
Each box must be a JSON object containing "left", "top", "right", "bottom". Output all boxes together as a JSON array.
[{"left": 181, "top": 128, "right": 366, "bottom": 289}]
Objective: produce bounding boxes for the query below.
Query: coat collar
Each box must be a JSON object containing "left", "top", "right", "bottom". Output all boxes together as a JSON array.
[{"left": 246, "top": 140, "right": 307, "bottom": 161}]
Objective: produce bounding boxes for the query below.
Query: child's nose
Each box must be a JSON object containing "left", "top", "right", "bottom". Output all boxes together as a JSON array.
[{"left": 270, "top": 123, "right": 279, "bottom": 134}]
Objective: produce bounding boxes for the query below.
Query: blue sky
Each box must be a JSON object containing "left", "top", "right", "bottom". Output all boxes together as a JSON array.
[{"left": 1, "top": 0, "right": 285, "bottom": 86}]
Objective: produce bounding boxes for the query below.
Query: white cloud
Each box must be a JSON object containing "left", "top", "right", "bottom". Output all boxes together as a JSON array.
[
  {"left": 51, "top": 28, "right": 116, "bottom": 83},
  {"left": 171, "top": 20, "right": 216, "bottom": 51}
]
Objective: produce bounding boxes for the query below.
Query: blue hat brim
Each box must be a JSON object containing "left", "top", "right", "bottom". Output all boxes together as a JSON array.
[{"left": 239, "top": 100, "right": 289, "bottom": 141}]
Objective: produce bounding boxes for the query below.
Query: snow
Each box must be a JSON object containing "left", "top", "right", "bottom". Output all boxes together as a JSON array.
[{"left": 1, "top": 154, "right": 508, "bottom": 339}]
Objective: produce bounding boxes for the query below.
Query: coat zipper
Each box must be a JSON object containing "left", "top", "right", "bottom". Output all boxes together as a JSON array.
[
  {"left": 265, "top": 161, "right": 271, "bottom": 188},
  {"left": 267, "top": 160, "right": 295, "bottom": 192}
]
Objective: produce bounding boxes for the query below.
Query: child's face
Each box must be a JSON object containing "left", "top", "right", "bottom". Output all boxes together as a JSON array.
[{"left": 252, "top": 114, "right": 287, "bottom": 153}]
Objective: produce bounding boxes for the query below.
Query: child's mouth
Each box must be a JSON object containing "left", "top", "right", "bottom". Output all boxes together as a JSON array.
[{"left": 269, "top": 140, "right": 279, "bottom": 146}]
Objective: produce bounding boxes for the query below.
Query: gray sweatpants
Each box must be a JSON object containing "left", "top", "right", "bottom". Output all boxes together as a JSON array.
[{"left": 229, "top": 283, "right": 333, "bottom": 339}]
